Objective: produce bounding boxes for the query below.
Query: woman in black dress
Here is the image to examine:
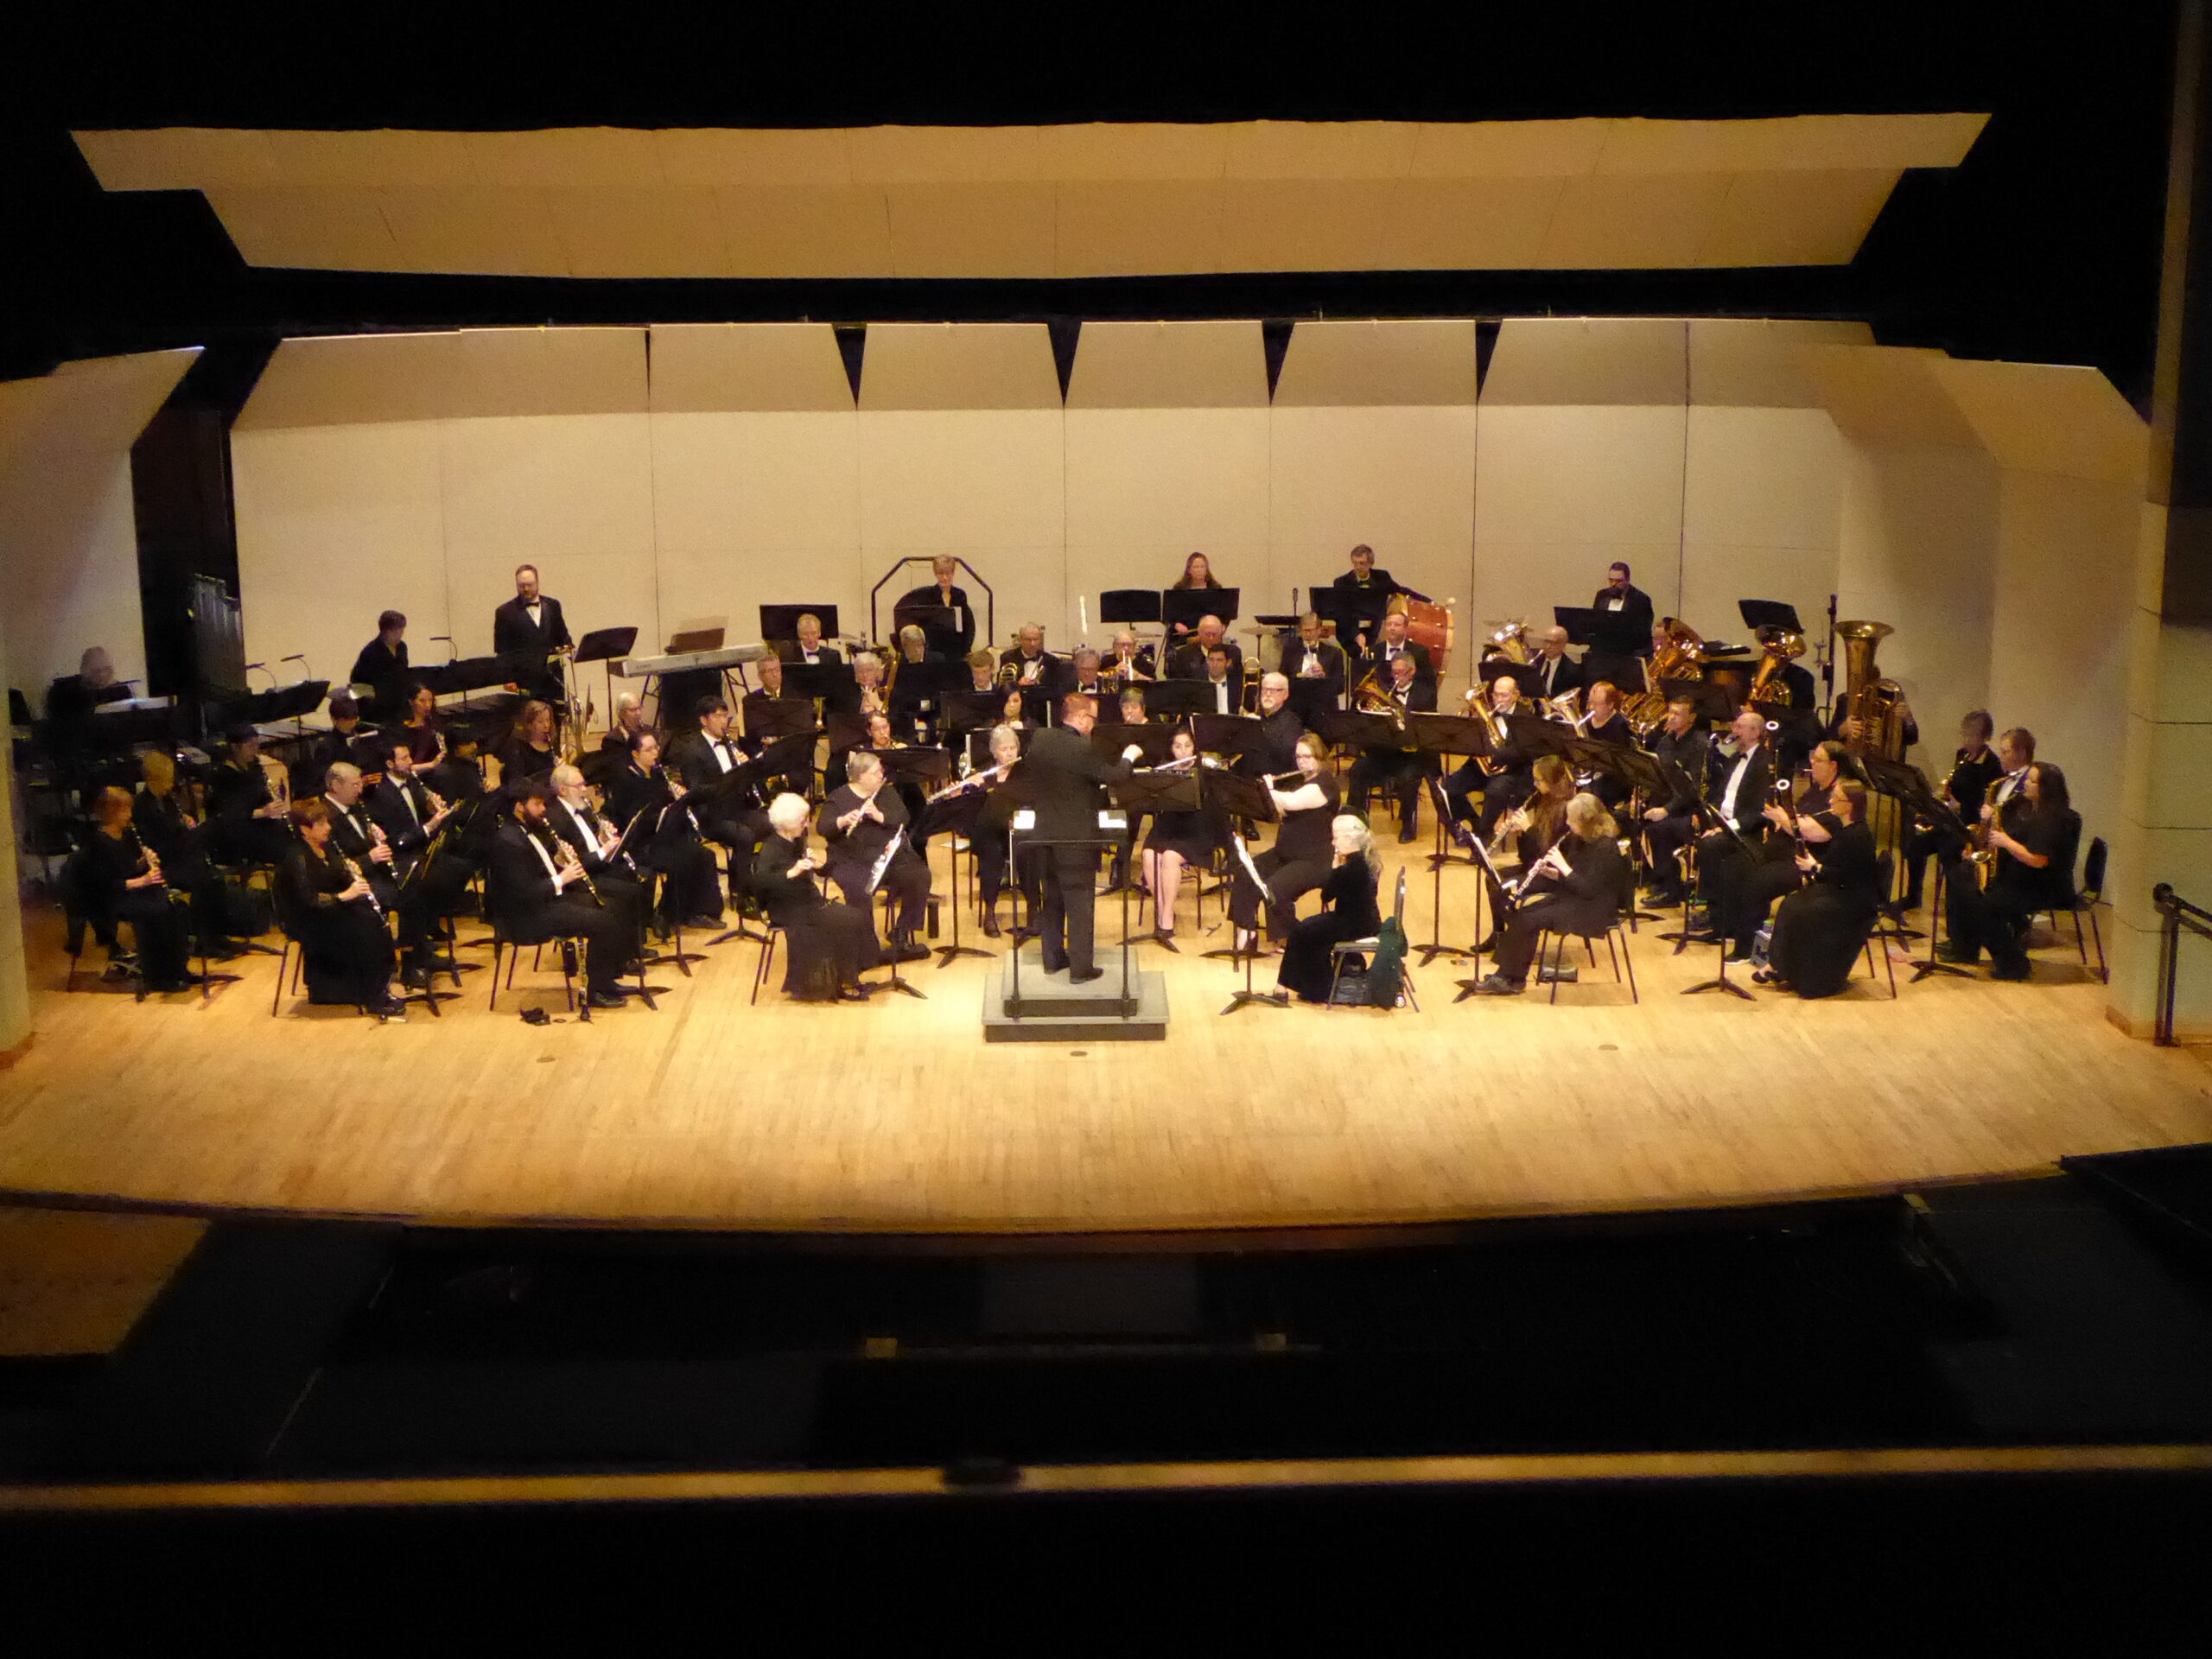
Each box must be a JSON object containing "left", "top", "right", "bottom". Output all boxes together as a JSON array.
[
  {"left": 752, "top": 792, "right": 878, "bottom": 1001},
  {"left": 276, "top": 798, "right": 406, "bottom": 1019},
  {"left": 1945, "top": 761, "right": 2082, "bottom": 982},
  {"left": 1278, "top": 814, "right": 1382, "bottom": 1003},
  {"left": 966, "top": 725, "right": 1038, "bottom": 938},
  {"left": 1470, "top": 793, "right": 1630, "bottom": 995},
  {"left": 82, "top": 785, "right": 195, "bottom": 991},
  {"left": 1139, "top": 728, "right": 1215, "bottom": 945},
  {"left": 388, "top": 680, "right": 446, "bottom": 772},
  {"left": 1230, "top": 734, "right": 1341, "bottom": 954},
  {"left": 496, "top": 700, "right": 557, "bottom": 787},
  {"left": 1762, "top": 780, "right": 1880, "bottom": 998}
]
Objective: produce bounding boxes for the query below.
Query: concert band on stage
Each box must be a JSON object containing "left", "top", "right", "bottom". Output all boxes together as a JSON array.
[{"left": 60, "top": 546, "right": 2090, "bottom": 1015}]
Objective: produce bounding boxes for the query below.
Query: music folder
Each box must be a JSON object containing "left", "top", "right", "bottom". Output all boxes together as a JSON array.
[
  {"left": 760, "top": 604, "right": 841, "bottom": 642},
  {"left": 1161, "top": 587, "right": 1240, "bottom": 633}
]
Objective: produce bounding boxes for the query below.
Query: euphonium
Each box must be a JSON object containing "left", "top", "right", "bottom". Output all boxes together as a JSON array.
[
  {"left": 1748, "top": 631, "right": 1805, "bottom": 707},
  {"left": 1836, "top": 620, "right": 1906, "bottom": 760}
]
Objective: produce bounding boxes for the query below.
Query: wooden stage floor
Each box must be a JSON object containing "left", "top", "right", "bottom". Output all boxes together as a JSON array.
[{"left": 3, "top": 836, "right": 2209, "bottom": 1233}]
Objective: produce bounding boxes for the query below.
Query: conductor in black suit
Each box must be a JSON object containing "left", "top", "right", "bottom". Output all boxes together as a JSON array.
[
  {"left": 493, "top": 563, "right": 572, "bottom": 702},
  {"left": 893, "top": 556, "right": 976, "bottom": 661},
  {"left": 1592, "top": 561, "right": 1655, "bottom": 652},
  {"left": 348, "top": 610, "right": 410, "bottom": 720},
  {"left": 1023, "top": 693, "right": 1143, "bottom": 982}
]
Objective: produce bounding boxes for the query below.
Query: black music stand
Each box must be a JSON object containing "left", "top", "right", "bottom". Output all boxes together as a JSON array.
[
  {"left": 917, "top": 783, "right": 992, "bottom": 967},
  {"left": 783, "top": 661, "right": 859, "bottom": 718},
  {"left": 573, "top": 626, "right": 639, "bottom": 727},
  {"left": 1090, "top": 721, "right": 1176, "bottom": 765},
  {"left": 1859, "top": 753, "right": 1973, "bottom": 981},
  {"left": 1192, "top": 712, "right": 1263, "bottom": 760},
  {"left": 1675, "top": 789, "right": 1757, "bottom": 1000},
  {"left": 892, "top": 601, "right": 964, "bottom": 662},
  {"left": 760, "top": 604, "right": 842, "bottom": 644},
  {"left": 1313, "top": 587, "right": 1386, "bottom": 654},
  {"left": 1161, "top": 588, "right": 1240, "bottom": 649},
  {"left": 861, "top": 825, "right": 926, "bottom": 1001},
  {"left": 944, "top": 690, "right": 1006, "bottom": 736},
  {"left": 1142, "top": 678, "right": 1222, "bottom": 722},
  {"left": 1198, "top": 766, "right": 1279, "bottom": 968},
  {"left": 1659, "top": 677, "right": 1739, "bottom": 728},
  {"left": 890, "top": 657, "right": 964, "bottom": 745},
  {"left": 1216, "top": 823, "right": 1288, "bottom": 1014},
  {"left": 1738, "top": 599, "right": 1803, "bottom": 638},
  {"left": 1111, "top": 767, "right": 1198, "bottom": 951},
  {"left": 1316, "top": 709, "right": 1405, "bottom": 760},
  {"left": 1420, "top": 776, "right": 1479, "bottom": 966}
]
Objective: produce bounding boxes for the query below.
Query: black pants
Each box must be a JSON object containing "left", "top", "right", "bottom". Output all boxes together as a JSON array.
[
  {"left": 1904, "top": 826, "right": 1963, "bottom": 906},
  {"left": 115, "top": 889, "right": 191, "bottom": 986},
  {"left": 1494, "top": 894, "right": 1616, "bottom": 983},
  {"left": 1036, "top": 845, "right": 1103, "bottom": 974},
  {"left": 535, "top": 890, "right": 636, "bottom": 994},
  {"left": 976, "top": 836, "right": 1041, "bottom": 915},
  {"left": 1947, "top": 879, "right": 2042, "bottom": 972},
  {"left": 1643, "top": 814, "right": 1696, "bottom": 894},
  {"left": 1230, "top": 851, "right": 1332, "bottom": 943},
  {"left": 1719, "top": 844, "right": 1806, "bottom": 952},
  {"left": 1348, "top": 752, "right": 1427, "bottom": 832},
  {"left": 835, "top": 853, "right": 930, "bottom": 942},
  {"left": 1443, "top": 760, "right": 1499, "bottom": 827},
  {"left": 646, "top": 840, "right": 722, "bottom": 922}
]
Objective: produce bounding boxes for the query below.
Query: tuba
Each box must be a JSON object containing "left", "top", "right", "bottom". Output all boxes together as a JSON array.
[{"left": 1836, "top": 620, "right": 1907, "bottom": 760}]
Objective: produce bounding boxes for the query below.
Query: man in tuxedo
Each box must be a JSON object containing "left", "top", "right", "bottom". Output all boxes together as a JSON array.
[
  {"left": 548, "top": 762, "right": 645, "bottom": 912},
  {"left": 1347, "top": 654, "right": 1439, "bottom": 842},
  {"left": 368, "top": 735, "right": 475, "bottom": 982},
  {"left": 785, "top": 613, "right": 843, "bottom": 666},
  {"left": 893, "top": 556, "right": 976, "bottom": 661},
  {"left": 998, "top": 624, "right": 1058, "bottom": 722},
  {"left": 665, "top": 696, "right": 769, "bottom": 898},
  {"left": 1639, "top": 697, "right": 1711, "bottom": 905},
  {"left": 348, "top": 610, "right": 410, "bottom": 720},
  {"left": 1592, "top": 562, "right": 1654, "bottom": 650},
  {"left": 1362, "top": 608, "right": 1433, "bottom": 684},
  {"left": 321, "top": 762, "right": 410, "bottom": 971},
  {"left": 1196, "top": 646, "right": 1245, "bottom": 716},
  {"left": 493, "top": 564, "right": 572, "bottom": 701},
  {"left": 492, "top": 783, "right": 634, "bottom": 1010},
  {"left": 1022, "top": 693, "right": 1144, "bottom": 982},
  {"left": 1167, "top": 614, "right": 1244, "bottom": 681},
  {"left": 1690, "top": 708, "right": 1777, "bottom": 940},
  {"left": 1530, "top": 626, "right": 1584, "bottom": 703}
]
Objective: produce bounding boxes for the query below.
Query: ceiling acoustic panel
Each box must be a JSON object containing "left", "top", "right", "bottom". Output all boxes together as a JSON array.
[{"left": 73, "top": 116, "right": 1989, "bottom": 279}]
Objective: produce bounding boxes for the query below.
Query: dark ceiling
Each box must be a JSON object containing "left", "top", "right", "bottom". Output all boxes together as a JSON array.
[{"left": 0, "top": 8, "right": 2182, "bottom": 407}]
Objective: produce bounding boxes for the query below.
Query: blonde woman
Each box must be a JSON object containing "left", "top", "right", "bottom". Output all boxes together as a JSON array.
[
  {"left": 1277, "top": 814, "right": 1382, "bottom": 1002},
  {"left": 1471, "top": 792, "right": 1629, "bottom": 996}
]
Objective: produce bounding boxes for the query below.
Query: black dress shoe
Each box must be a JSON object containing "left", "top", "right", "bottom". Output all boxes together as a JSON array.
[
  {"left": 1069, "top": 966, "right": 1105, "bottom": 984},
  {"left": 892, "top": 940, "right": 931, "bottom": 963},
  {"left": 981, "top": 913, "right": 1001, "bottom": 938},
  {"left": 1397, "top": 824, "right": 1420, "bottom": 844},
  {"left": 1990, "top": 960, "right": 2031, "bottom": 981},
  {"left": 684, "top": 913, "right": 723, "bottom": 930},
  {"left": 586, "top": 988, "right": 626, "bottom": 1010},
  {"left": 836, "top": 984, "right": 871, "bottom": 1002},
  {"left": 1472, "top": 974, "right": 1522, "bottom": 996}
]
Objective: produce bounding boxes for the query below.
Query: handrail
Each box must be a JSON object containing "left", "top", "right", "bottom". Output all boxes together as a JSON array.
[
  {"left": 2150, "top": 884, "right": 2212, "bottom": 1045},
  {"left": 869, "top": 558, "right": 994, "bottom": 658}
]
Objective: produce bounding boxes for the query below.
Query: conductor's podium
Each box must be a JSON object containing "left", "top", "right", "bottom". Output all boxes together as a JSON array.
[{"left": 982, "top": 942, "right": 1168, "bottom": 1043}]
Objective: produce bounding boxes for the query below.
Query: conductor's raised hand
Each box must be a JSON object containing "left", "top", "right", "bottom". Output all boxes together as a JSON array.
[{"left": 1121, "top": 744, "right": 1143, "bottom": 762}]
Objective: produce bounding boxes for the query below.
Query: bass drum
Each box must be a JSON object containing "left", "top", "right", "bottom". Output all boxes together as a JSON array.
[{"left": 1402, "top": 598, "right": 1453, "bottom": 682}]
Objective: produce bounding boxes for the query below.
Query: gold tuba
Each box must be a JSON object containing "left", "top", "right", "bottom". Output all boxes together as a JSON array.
[{"left": 1836, "top": 620, "right": 1906, "bottom": 760}]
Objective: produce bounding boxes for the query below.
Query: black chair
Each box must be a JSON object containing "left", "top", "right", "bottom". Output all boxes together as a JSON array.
[
  {"left": 60, "top": 847, "right": 144, "bottom": 1002},
  {"left": 2045, "top": 833, "right": 2107, "bottom": 982},
  {"left": 1327, "top": 868, "right": 1418, "bottom": 1010},
  {"left": 1531, "top": 864, "right": 1640, "bottom": 1005},
  {"left": 749, "top": 924, "right": 789, "bottom": 1005},
  {"left": 1855, "top": 850, "right": 1901, "bottom": 999},
  {"left": 483, "top": 876, "right": 579, "bottom": 1014}
]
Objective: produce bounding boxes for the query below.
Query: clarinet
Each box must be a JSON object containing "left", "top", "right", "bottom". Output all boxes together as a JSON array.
[
  {"left": 531, "top": 817, "right": 601, "bottom": 906},
  {"left": 340, "top": 851, "right": 384, "bottom": 918}
]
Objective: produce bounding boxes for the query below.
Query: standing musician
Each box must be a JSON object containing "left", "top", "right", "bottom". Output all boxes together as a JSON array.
[
  {"left": 1277, "top": 815, "right": 1383, "bottom": 1003},
  {"left": 1347, "top": 654, "right": 1436, "bottom": 842},
  {"left": 818, "top": 752, "right": 932, "bottom": 963},
  {"left": 1638, "top": 696, "right": 1711, "bottom": 906},
  {"left": 1760, "top": 780, "right": 1881, "bottom": 998},
  {"left": 1019, "top": 693, "right": 1143, "bottom": 981},
  {"left": 369, "top": 737, "right": 473, "bottom": 984},
  {"left": 1139, "top": 727, "right": 1216, "bottom": 947},
  {"left": 496, "top": 700, "right": 558, "bottom": 786},
  {"left": 1332, "top": 544, "right": 1414, "bottom": 652},
  {"left": 207, "top": 724, "right": 294, "bottom": 866},
  {"left": 1690, "top": 708, "right": 1778, "bottom": 934},
  {"left": 491, "top": 781, "right": 635, "bottom": 1010},
  {"left": 1230, "top": 734, "right": 1342, "bottom": 956},
  {"left": 1103, "top": 631, "right": 1155, "bottom": 688},
  {"left": 1281, "top": 611, "right": 1348, "bottom": 726},
  {"left": 665, "top": 696, "right": 770, "bottom": 899},
  {"left": 753, "top": 793, "right": 880, "bottom": 1001},
  {"left": 386, "top": 681, "right": 447, "bottom": 772},
  {"left": 607, "top": 730, "right": 724, "bottom": 931},
  {"left": 277, "top": 798, "right": 405, "bottom": 1018},
  {"left": 959, "top": 724, "right": 1039, "bottom": 938},
  {"left": 1942, "top": 753, "right": 2075, "bottom": 980},
  {"left": 888, "top": 625, "right": 943, "bottom": 745},
  {"left": 133, "top": 751, "right": 231, "bottom": 960},
  {"left": 1167, "top": 615, "right": 1243, "bottom": 682},
  {"left": 1168, "top": 552, "right": 1224, "bottom": 638},
  {"left": 1593, "top": 562, "right": 1655, "bottom": 648},
  {"left": 785, "top": 613, "right": 843, "bottom": 666},
  {"left": 349, "top": 610, "right": 410, "bottom": 720},
  {"left": 1902, "top": 710, "right": 2004, "bottom": 912},
  {"left": 82, "top": 785, "right": 198, "bottom": 994},
  {"left": 493, "top": 563, "right": 572, "bottom": 702},
  {"left": 1361, "top": 607, "right": 1433, "bottom": 684},
  {"left": 1530, "top": 626, "right": 1583, "bottom": 702},
  {"left": 1469, "top": 792, "right": 1630, "bottom": 995},
  {"left": 549, "top": 763, "right": 646, "bottom": 917},
  {"left": 894, "top": 556, "right": 976, "bottom": 661},
  {"left": 1712, "top": 740, "right": 1851, "bottom": 964}
]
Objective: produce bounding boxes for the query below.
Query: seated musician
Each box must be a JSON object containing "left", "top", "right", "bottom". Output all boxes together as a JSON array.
[
  {"left": 1443, "top": 675, "right": 1530, "bottom": 836},
  {"left": 1689, "top": 709, "right": 1780, "bottom": 944},
  {"left": 490, "top": 781, "right": 635, "bottom": 1010},
  {"left": 369, "top": 737, "right": 473, "bottom": 985},
  {"left": 302, "top": 692, "right": 378, "bottom": 791},
  {"left": 753, "top": 792, "right": 879, "bottom": 1001},
  {"left": 894, "top": 556, "right": 976, "bottom": 661},
  {"left": 888, "top": 625, "right": 942, "bottom": 744},
  {"left": 600, "top": 691, "right": 647, "bottom": 754},
  {"left": 1580, "top": 681, "right": 1634, "bottom": 808},
  {"left": 349, "top": 610, "right": 410, "bottom": 720},
  {"left": 964, "top": 650, "right": 999, "bottom": 695},
  {"left": 82, "top": 785, "right": 197, "bottom": 992},
  {"left": 1638, "top": 696, "right": 1710, "bottom": 906},
  {"left": 1281, "top": 611, "right": 1346, "bottom": 726},
  {"left": 387, "top": 680, "right": 446, "bottom": 771},
  {"left": 549, "top": 763, "right": 645, "bottom": 915},
  {"left": 1903, "top": 710, "right": 2001, "bottom": 911},
  {"left": 786, "top": 612, "right": 842, "bottom": 666},
  {"left": 1942, "top": 759, "right": 2078, "bottom": 980},
  {"left": 321, "top": 762, "right": 401, "bottom": 912},
  {"left": 1140, "top": 727, "right": 1214, "bottom": 945},
  {"left": 207, "top": 725, "right": 294, "bottom": 866},
  {"left": 818, "top": 751, "right": 932, "bottom": 963},
  {"left": 999, "top": 625, "right": 1058, "bottom": 721},
  {"left": 1117, "top": 687, "right": 1148, "bottom": 727},
  {"left": 851, "top": 650, "right": 889, "bottom": 720},
  {"left": 1243, "top": 673, "right": 1304, "bottom": 779},
  {"left": 1275, "top": 814, "right": 1384, "bottom": 1004},
  {"left": 1059, "top": 645, "right": 1111, "bottom": 703},
  {"left": 998, "top": 686, "right": 1032, "bottom": 730},
  {"left": 1197, "top": 645, "right": 1244, "bottom": 716},
  {"left": 1362, "top": 606, "right": 1433, "bottom": 685},
  {"left": 1761, "top": 780, "right": 1881, "bottom": 997},
  {"left": 1230, "top": 734, "right": 1341, "bottom": 954},
  {"left": 1711, "top": 739, "right": 1851, "bottom": 964},
  {"left": 277, "top": 798, "right": 405, "bottom": 1019},
  {"left": 966, "top": 724, "right": 1039, "bottom": 938},
  {"left": 863, "top": 709, "right": 931, "bottom": 852},
  {"left": 1167, "top": 615, "right": 1243, "bottom": 681},
  {"left": 424, "top": 728, "right": 489, "bottom": 816},
  {"left": 1469, "top": 791, "right": 1630, "bottom": 995},
  {"left": 1530, "top": 626, "right": 1582, "bottom": 704},
  {"left": 1750, "top": 627, "right": 1820, "bottom": 771},
  {"left": 1104, "top": 631, "right": 1154, "bottom": 687},
  {"left": 496, "top": 700, "right": 558, "bottom": 786},
  {"left": 133, "top": 750, "right": 231, "bottom": 959},
  {"left": 607, "top": 729, "right": 723, "bottom": 931},
  {"left": 665, "top": 696, "right": 770, "bottom": 894},
  {"left": 1347, "top": 655, "right": 1436, "bottom": 843}
]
